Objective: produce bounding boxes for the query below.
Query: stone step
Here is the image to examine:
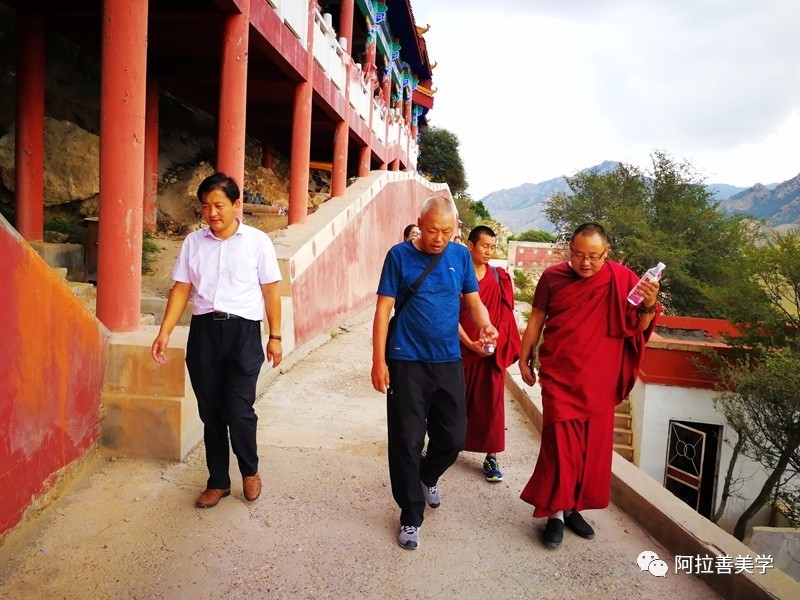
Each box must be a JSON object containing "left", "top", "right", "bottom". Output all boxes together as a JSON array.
[
  {"left": 614, "top": 443, "right": 634, "bottom": 462},
  {"left": 614, "top": 412, "right": 632, "bottom": 429},
  {"left": 67, "top": 280, "right": 96, "bottom": 298},
  {"left": 617, "top": 398, "right": 632, "bottom": 414},
  {"left": 614, "top": 427, "right": 633, "bottom": 446}
]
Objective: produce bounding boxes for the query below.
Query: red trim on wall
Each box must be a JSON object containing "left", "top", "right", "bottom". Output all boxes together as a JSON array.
[
  {"left": 1, "top": 223, "right": 107, "bottom": 536},
  {"left": 290, "top": 179, "right": 447, "bottom": 344}
]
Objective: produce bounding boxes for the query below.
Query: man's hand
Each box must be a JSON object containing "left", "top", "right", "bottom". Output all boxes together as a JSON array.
[
  {"left": 519, "top": 357, "right": 537, "bottom": 387},
  {"left": 151, "top": 331, "right": 170, "bottom": 364},
  {"left": 637, "top": 279, "right": 660, "bottom": 308},
  {"left": 466, "top": 338, "right": 493, "bottom": 357},
  {"left": 371, "top": 361, "right": 390, "bottom": 393},
  {"left": 266, "top": 339, "right": 283, "bottom": 367},
  {"left": 478, "top": 323, "right": 498, "bottom": 345}
]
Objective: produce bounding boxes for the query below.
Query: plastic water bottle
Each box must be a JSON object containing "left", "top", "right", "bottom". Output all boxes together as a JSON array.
[{"left": 627, "top": 262, "right": 666, "bottom": 306}]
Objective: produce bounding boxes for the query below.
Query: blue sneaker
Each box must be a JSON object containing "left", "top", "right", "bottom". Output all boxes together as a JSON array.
[{"left": 483, "top": 456, "right": 503, "bottom": 482}]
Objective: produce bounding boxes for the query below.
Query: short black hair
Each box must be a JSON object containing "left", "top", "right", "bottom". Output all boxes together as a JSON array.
[
  {"left": 403, "top": 223, "right": 417, "bottom": 240},
  {"left": 468, "top": 225, "right": 496, "bottom": 245},
  {"left": 197, "top": 172, "right": 240, "bottom": 204},
  {"left": 571, "top": 222, "right": 607, "bottom": 244}
]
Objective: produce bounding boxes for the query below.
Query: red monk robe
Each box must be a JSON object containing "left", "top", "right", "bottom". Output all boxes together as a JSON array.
[
  {"left": 520, "top": 260, "right": 659, "bottom": 517},
  {"left": 459, "top": 266, "right": 521, "bottom": 452}
]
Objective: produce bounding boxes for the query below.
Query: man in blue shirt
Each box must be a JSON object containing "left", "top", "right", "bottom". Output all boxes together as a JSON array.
[{"left": 372, "top": 196, "right": 498, "bottom": 550}]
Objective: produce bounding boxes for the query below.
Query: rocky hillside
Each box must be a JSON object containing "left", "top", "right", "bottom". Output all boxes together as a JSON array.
[
  {"left": 719, "top": 174, "right": 800, "bottom": 228},
  {"left": 479, "top": 161, "right": 615, "bottom": 234}
]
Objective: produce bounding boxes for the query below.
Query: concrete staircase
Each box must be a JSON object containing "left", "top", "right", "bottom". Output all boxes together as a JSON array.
[
  {"left": 614, "top": 398, "right": 634, "bottom": 462},
  {"left": 52, "top": 266, "right": 96, "bottom": 299}
]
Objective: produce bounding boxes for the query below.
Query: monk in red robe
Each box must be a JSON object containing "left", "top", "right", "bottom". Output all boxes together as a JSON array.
[
  {"left": 518, "top": 223, "right": 661, "bottom": 548},
  {"left": 459, "top": 226, "right": 521, "bottom": 482}
]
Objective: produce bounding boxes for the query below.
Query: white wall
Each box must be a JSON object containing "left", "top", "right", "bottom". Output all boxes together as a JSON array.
[{"left": 630, "top": 381, "right": 772, "bottom": 534}]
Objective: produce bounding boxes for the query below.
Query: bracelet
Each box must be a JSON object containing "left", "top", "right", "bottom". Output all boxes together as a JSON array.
[
  {"left": 638, "top": 303, "right": 658, "bottom": 314},
  {"left": 268, "top": 334, "right": 282, "bottom": 341}
]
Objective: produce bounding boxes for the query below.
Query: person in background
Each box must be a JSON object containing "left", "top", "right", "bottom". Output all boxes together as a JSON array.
[
  {"left": 151, "top": 172, "right": 283, "bottom": 510},
  {"left": 372, "top": 196, "right": 498, "bottom": 551},
  {"left": 459, "top": 226, "right": 521, "bottom": 482},
  {"left": 517, "top": 222, "right": 660, "bottom": 549},
  {"left": 403, "top": 223, "right": 421, "bottom": 241}
]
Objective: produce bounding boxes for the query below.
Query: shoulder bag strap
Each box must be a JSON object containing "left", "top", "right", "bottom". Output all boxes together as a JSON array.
[{"left": 394, "top": 249, "right": 446, "bottom": 316}]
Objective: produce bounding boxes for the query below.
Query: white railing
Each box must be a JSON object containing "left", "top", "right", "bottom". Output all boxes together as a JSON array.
[
  {"left": 266, "top": 1, "right": 419, "bottom": 162},
  {"left": 399, "top": 125, "right": 408, "bottom": 156},
  {"left": 386, "top": 112, "right": 400, "bottom": 147},
  {"left": 312, "top": 11, "right": 346, "bottom": 90},
  {"left": 270, "top": 0, "right": 308, "bottom": 47},
  {"left": 348, "top": 65, "right": 371, "bottom": 121},
  {"left": 373, "top": 101, "right": 387, "bottom": 142},
  {"left": 408, "top": 136, "right": 418, "bottom": 169}
]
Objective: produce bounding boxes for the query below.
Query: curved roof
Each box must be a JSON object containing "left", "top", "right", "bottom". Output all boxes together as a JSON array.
[{"left": 386, "top": 0, "right": 432, "bottom": 81}]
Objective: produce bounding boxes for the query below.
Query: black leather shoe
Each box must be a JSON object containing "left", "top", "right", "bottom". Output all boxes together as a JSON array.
[
  {"left": 565, "top": 512, "right": 596, "bottom": 539},
  {"left": 543, "top": 518, "right": 564, "bottom": 548}
]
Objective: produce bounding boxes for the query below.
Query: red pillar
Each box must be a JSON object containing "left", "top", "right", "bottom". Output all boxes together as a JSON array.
[
  {"left": 381, "top": 69, "right": 391, "bottom": 105},
  {"left": 96, "top": 0, "right": 148, "bottom": 332},
  {"left": 358, "top": 145, "right": 370, "bottom": 177},
  {"left": 262, "top": 143, "right": 275, "bottom": 169},
  {"left": 365, "top": 39, "right": 376, "bottom": 72},
  {"left": 288, "top": 2, "right": 316, "bottom": 224},
  {"left": 143, "top": 77, "right": 159, "bottom": 232},
  {"left": 331, "top": 120, "right": 348, "bottom": 197},
  {"left": 331, "top": 61, "right": 350, "bottom": 198},
  {"left": 339, "top": 0, "right": 354, "bottom": 55},
  {"left": 14, "top": 11, "right": 45, "bottom": 242},
  {"left": 358, "top": 88, "right": 372, "bottom": 177},
  {"left": 217, "top": 0, "right": 250, "bottom": 190},
  {"left": 357, "top": 40, "right": 376, "bottom": 178}
]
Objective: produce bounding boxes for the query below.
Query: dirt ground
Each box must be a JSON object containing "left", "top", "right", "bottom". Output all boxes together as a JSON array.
[{"left": 0, "top": 315, "right": 719, "bottom": 600}]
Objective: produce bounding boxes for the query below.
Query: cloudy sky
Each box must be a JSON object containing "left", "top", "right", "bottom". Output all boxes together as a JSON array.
[{"left": 410, "top": 0, "right": 800, "bottom": 199}]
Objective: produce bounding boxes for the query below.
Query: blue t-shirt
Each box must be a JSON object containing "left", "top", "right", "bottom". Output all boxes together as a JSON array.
[{"left": 377, "top": 241, "right": 479, "bottom": 362}]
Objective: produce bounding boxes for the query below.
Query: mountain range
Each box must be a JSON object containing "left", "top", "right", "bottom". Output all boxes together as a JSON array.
[{"left": 480, "top": 161, "right": 799, "bottom": 234}]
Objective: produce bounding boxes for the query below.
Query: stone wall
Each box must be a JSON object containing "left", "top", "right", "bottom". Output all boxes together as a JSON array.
[{"left": 0, "top": 213, "right": 108, "bottom": 537}]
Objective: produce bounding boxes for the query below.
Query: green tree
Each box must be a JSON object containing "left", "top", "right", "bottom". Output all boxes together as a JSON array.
[
  {"left": 510, "top": 229, "right": 555, "bottom": 243},
  {"left": 418, "top": 126, "right": 468, "bottom": 196},
  {"left": 544, "top": 151, "right": 751, "bottom": 317},
  {"left": 711, "top": 230, "right": 800, "bottom": 350},
  {"left": 714, "top": 346, "right": 800, "bottom": 540},
  {"left": 711, "top": 230, "right": 800, "bottom": 538}
]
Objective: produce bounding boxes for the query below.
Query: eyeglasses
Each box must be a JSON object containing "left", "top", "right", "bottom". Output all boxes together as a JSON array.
[
  {"left": 410, "top": 231, "right": 421, "bottom": 238},
  {"left": 569, "top": 250, "right": 607, "bottom": 264}
]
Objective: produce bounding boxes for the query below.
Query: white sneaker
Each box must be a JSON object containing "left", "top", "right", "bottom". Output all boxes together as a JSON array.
[
  {"left": 398, "top": 525, "right": 419, "bottom": 550},
  {"left": 421, "top": 481, "right": 440, "bottom": 508}
]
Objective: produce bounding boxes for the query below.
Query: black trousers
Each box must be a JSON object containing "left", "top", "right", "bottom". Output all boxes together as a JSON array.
[
  {"left": 185, "top": 315, "right": 264, "bottom": 489},
  {"left": 387, "top": 360, "right": 467, "bottom": 527}
]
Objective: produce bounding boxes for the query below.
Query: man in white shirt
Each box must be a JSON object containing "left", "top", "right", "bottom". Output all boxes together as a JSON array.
[{"left": 151, "top": 172, "right": 283, "bottom": 509}]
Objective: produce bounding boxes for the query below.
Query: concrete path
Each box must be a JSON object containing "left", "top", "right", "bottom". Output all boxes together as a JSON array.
[{"left": 0, "top": 315, "right": 718, "bottom": 599}]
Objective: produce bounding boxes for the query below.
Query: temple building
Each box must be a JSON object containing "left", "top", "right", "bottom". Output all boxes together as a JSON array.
[{"left": 1, "top": 0, "right": 445, "bottom": 537}]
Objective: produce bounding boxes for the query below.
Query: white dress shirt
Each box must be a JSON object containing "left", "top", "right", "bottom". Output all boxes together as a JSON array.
[{"left": 172, "top": 221, "right": 282, "bottom": 321}]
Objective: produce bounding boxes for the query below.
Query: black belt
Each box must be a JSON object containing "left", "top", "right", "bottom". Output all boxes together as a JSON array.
[{"left": 198, "top": 311, "right": 245, "bottom": 321}]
